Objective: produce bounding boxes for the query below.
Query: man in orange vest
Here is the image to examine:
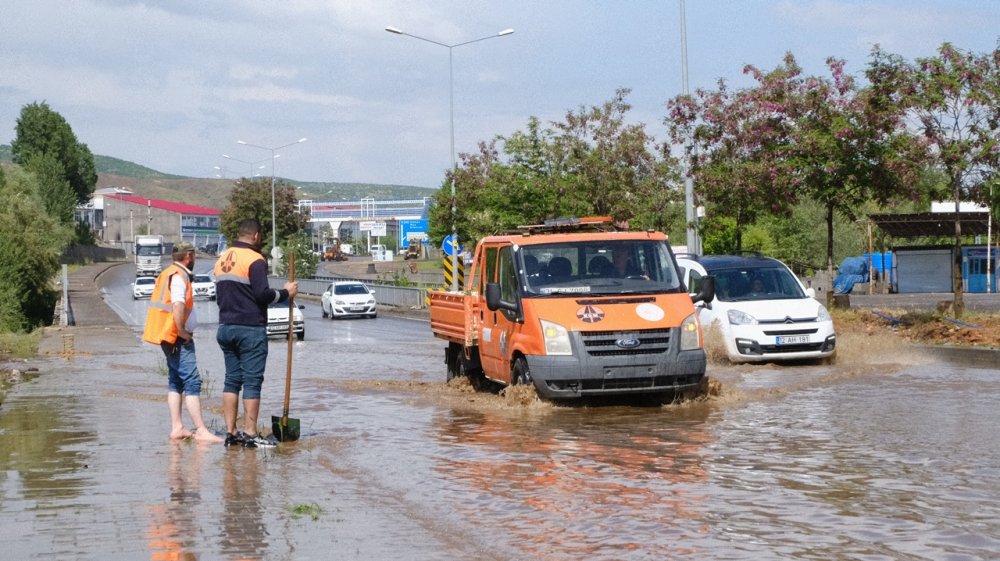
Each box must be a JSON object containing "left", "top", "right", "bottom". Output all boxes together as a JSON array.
[
  {"left": 214, "top": 219, "right": 297, "bottom": 449},
  {"left": 142, "top": 241, "right": 223, "bottom": 443}
]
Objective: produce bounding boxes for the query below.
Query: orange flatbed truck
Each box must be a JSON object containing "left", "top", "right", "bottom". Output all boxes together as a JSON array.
[{"left": 429, "top": 217, "right": 715, "bottom": 400}]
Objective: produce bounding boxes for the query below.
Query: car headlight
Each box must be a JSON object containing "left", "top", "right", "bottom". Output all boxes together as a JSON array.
[
  {"left": 817, "top": 305, "right": 831, "bottom": 322},
  {"left": 727, "top": 309, "right": 758, "bottom": 325},
  {"left": 367, "top": 299, "right": 375, "bottom": 305},
  {"left": 679, "top": 313, "right": 702, "bottom": 351},
  {"left": 334, "top": 299, "right": 345, "bottom": 305},
  {"left": 540, "top": 319, "right": 572, "bottom": 356}
]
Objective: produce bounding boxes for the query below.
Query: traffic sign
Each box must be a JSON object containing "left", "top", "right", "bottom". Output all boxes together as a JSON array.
[{"left": 442, "top": 235, "right": 462, "bottom": 256}]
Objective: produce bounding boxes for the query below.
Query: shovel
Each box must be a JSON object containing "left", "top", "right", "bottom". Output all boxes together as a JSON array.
[{"left": 272, "top": 252, "right": 301, "bottom": 442}]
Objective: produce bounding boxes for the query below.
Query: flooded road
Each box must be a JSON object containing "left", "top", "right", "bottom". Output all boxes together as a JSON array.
[{"left": 3, "top": 263, "right": 1000, "bottom": 559}]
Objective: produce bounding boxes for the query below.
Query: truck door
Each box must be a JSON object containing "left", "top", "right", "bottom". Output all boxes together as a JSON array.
[{"left": 478, "top": 244, "right": 519, "bottom": 383}]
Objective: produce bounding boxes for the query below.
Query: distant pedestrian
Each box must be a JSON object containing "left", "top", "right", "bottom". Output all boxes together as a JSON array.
[
  {"left": 214, "top": 218, "right": 297, "bottom": 449},
  {"left": 142, "top": 241, "right": 223, "bottom": 443}
]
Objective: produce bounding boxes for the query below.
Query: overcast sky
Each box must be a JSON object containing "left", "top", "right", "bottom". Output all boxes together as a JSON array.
[{"left": 1, "top": 1, "right": 998, "bottom": 188}]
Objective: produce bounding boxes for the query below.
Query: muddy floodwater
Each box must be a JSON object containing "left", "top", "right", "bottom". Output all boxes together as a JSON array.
[{"left": 2, "top": 263, "right": 1000, "bottom": 560}]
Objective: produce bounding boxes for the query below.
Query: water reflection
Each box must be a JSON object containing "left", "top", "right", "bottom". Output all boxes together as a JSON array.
[
  {"left": 146, "top": 442, "right": 205, "bottom": 560},
  {"left": 219, "top": 451, "right": 268, "bottom": 559},
  {"left": 0, "top": 395, "right": 93, "bottom": 501},
  {"left": 432, "top": 405, "right": 715, "bottom": 560}
]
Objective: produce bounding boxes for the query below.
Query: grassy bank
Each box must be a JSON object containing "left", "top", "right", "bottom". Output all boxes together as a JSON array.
[{"left": 0, "top": 329, "right": 43, "bottom": 360}]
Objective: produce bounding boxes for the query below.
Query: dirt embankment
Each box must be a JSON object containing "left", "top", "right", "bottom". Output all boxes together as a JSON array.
[{"left": 832, "top": 309, "right": 1000, "bottom": 349}]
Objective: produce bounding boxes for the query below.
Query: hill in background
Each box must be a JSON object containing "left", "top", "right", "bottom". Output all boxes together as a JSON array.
[{"left": 1, "top": 145, "right": 436, "bottom": 210}]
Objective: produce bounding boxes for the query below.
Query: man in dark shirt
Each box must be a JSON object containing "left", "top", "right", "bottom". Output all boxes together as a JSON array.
[{"left": 214, "top": 218, "right": 298, "bottom": 448}]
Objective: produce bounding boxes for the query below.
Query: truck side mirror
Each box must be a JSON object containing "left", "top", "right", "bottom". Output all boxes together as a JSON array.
[
  {"left": 692, "top": 275, "right": 716, "bottom": 307},
  {"left": 485, "top": 283, "right": 503, "bottom": 311},
  {"left": 486, "top": 281, "right": 520, "bottom": 311}
]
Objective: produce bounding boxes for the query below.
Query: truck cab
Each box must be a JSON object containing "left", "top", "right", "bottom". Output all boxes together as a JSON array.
[{"left": 430, "top": 217, "right": 715, "bottom": 400}]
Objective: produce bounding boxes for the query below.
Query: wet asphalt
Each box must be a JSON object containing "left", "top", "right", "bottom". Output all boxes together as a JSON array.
[{"left": 4, "top": 260, "right": 1000, "bottom": 560}]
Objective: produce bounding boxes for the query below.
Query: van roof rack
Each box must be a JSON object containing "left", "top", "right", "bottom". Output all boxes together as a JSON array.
[{"left": 517, "top": 216, "right": 619, "bottom": 234}]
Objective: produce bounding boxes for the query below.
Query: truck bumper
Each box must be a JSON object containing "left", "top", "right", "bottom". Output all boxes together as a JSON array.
[{"left": 524, "top": 344, "right": 706, "bottom": 400}]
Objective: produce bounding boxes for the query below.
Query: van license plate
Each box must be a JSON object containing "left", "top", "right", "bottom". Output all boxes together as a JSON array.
[{"left": 776, "top": 335, "right": 809, "bottom": 345}]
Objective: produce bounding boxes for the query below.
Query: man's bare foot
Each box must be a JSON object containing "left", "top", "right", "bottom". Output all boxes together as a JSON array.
[
  {"left": 170, "top": 428, "right": 194, "bottom": 440},
  {"left": 192, "top": 427, "right": 224, "bottom": 443}
]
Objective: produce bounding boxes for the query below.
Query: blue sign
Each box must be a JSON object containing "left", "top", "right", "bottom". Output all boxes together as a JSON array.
[
  {"left": 442, "top": 235, "right": 463, "bottom": 257},
  {"left": 399, "top": 219, "right": 429, "bottom": 248}
]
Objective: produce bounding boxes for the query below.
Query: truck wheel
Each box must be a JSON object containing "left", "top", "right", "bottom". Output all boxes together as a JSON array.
[
  {"left": 512, "top": 357, "right": 533, "bottom": 386},
  {"left": 446, "top": 343, "right": 463, "bottom": 382}
]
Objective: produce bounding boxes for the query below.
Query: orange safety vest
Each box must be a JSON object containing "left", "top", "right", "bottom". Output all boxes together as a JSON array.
[
  {"left": 142, "top": 263, "right": 194, "bottom": 345},
  {"left": 213, "top": 246, "right": 263, "bottom": 286}
]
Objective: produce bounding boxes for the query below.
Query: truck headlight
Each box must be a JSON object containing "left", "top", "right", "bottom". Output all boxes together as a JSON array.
[
  {"left": 727, "top": 309, "right": 758, "bottom": 325},
  {"left": 680, "top": 313, "right": 702, "bottom": 351},
  {"left": 540, "top": 319, "right": 572, "bottom": 356}
]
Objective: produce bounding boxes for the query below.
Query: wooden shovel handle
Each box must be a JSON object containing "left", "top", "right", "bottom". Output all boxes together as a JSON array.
[{"left": 283, "top": 253, "right": 295, "bottom": 418}]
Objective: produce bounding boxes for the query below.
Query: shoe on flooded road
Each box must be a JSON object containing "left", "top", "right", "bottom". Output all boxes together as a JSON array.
[
  {"left": 242, "top": 433, "right": 278, "bottom": 449},
  {"left": 224, "top": 432, "right": 246, "bottom": 447}
]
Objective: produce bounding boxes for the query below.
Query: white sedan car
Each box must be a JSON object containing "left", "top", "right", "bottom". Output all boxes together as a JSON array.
[
  {"left": 132, "top": 276, "right": 156, "bottom": 299},
  {"left": 321, "top": 281, "right": 377, "bottom": 319},
  {"left": 266, "top": 300, "right": 305, "bottom": 341},
  {"left": 677, "top": 254, "right": 836, "bottom": 363},
  {"left": 192, "top": 274, "right": 216, "bottom": 300}
]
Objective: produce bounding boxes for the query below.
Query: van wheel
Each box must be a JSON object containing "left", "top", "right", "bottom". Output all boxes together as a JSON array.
[
  {"left": 297, "top": 330, "right": 305, "bottom": 341},
  {"left": 512, "top": 357, "right": 533, "bottom": 386}
]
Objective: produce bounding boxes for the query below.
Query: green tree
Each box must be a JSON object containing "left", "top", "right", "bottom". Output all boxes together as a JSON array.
[
  {"left": 867, "top": 42, "right": 1000, "bottom": 316},
  {"left": 10, "top": 102, "right": 97, "bottom": 205},
  {"left": 279, "top": 232, "right": 318, "bottom": 279},
  {"left": 21, "top": 152, "right": 76, "bottom": 224},
  {"left": 219, "top": 177, "right": 310, "bottom": 255},
  {"left": 0, "top": 167, "right": 72, "bottom": 331},
  {"left": 429, "top": 90, "right": 680, "bottom": 247}
]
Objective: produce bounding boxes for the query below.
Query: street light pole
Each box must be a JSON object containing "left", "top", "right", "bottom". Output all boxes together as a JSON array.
[
  {"left": 386, "top": 25, "right": 514, "bottom": 292},
  {"left": 235, "top": 138, "right": 307, "bottom": 252},
  {"left": 679, "top": 0, "right": 700, "bottom": 255}
]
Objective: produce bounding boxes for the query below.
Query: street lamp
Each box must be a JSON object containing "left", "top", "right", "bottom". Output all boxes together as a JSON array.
[
  {"left": 222, "top": 154, "right": 270, "bottom": 177},
  {"left": 235, "top": 137, "right": 308, "bottom": 251},
  {"left": 385, "top": 25, "right": 514, "bottom": 291}
]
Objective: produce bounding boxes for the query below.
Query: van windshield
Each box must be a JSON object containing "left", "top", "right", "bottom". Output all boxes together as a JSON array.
[
  {"left": 709, "top": 266, "right": 806, "bottom": 301},
  {"left": 518, "top": 240, "right": 683, "bottom": 296}
]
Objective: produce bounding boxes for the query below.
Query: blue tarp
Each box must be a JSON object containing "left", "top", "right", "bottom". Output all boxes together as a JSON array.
[{"left": 833, "top": 256, "right": 869, "bottom": 294}]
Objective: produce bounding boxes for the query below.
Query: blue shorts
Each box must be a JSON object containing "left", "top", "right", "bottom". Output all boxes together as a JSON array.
[
  {"left": 216, "top": 324, "right": 268, "bottom": 399},
  {"left": 160, "top": 339, "right": 201, "bottom": 395}
]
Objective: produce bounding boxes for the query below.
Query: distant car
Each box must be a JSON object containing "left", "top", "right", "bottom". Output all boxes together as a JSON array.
[
  {"left": 132, "top": 276, "right": 156, "bottom": 300},
  {"left": 266, "top": 300, "right": 305, "bottom": 340},
  {"left": 191, "top": 274, "right": 216, "bottom": 300},
  {"left": 677, "top": 254, "right": 836, "bottom": 363},
  {"left": 321, "top": 281, "right": 377, "bottom": 319}
]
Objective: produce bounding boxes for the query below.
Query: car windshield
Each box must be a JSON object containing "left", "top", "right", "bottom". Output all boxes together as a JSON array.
[
  {"left": 518, "top": 239, "right": 683, "bottom": 297},
  {"left": 334, "top": 284, "right": 369, "bottom": 295},
  {"left": 135, "top": 278, "right": 155, "bottom": 285},
  {"left": 194, "top": 275, "right": 212, "bottom": 283},
  {"left": 709, "top": 266, "right": 806, "bottom": 301}
]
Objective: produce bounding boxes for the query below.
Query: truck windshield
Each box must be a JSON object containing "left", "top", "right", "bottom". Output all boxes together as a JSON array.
[
  {"left": 518, "top": 240, "right": 683, "bottom": 296},
  {"left": 137, "top": 245, "right": 163, "bottom": 256}
]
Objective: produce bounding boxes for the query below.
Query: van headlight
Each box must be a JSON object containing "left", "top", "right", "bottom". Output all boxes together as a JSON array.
[
  {"left": 817, "top": 305, "right": 831, "bottom": 322},
  {"left": 728, "top": 309, "right": 758, "bottom": 325},
  {"left": 680, "top": 313, "right": 702, "bottom": 351},
  {"left": 540, "top": 319, "right": 572, "bottom": 355}
]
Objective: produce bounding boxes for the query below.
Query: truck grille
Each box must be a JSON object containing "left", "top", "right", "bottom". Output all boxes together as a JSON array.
[{"left": 581, "top": 328, "right": 673, "bottom": 357}]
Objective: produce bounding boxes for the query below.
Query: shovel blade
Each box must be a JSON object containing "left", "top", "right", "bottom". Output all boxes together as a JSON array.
[{"left": 271, "top": 415, "right": 301, "bottom": 442}]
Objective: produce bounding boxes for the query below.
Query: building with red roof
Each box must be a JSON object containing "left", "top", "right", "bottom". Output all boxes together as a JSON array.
[{"left": 80, "top": 189, "right": 223, "bottom": 252}]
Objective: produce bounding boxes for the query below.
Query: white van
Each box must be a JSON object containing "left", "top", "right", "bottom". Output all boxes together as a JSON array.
[{"left": 677, "top": 254, "right": 836, "bottom": 363}]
